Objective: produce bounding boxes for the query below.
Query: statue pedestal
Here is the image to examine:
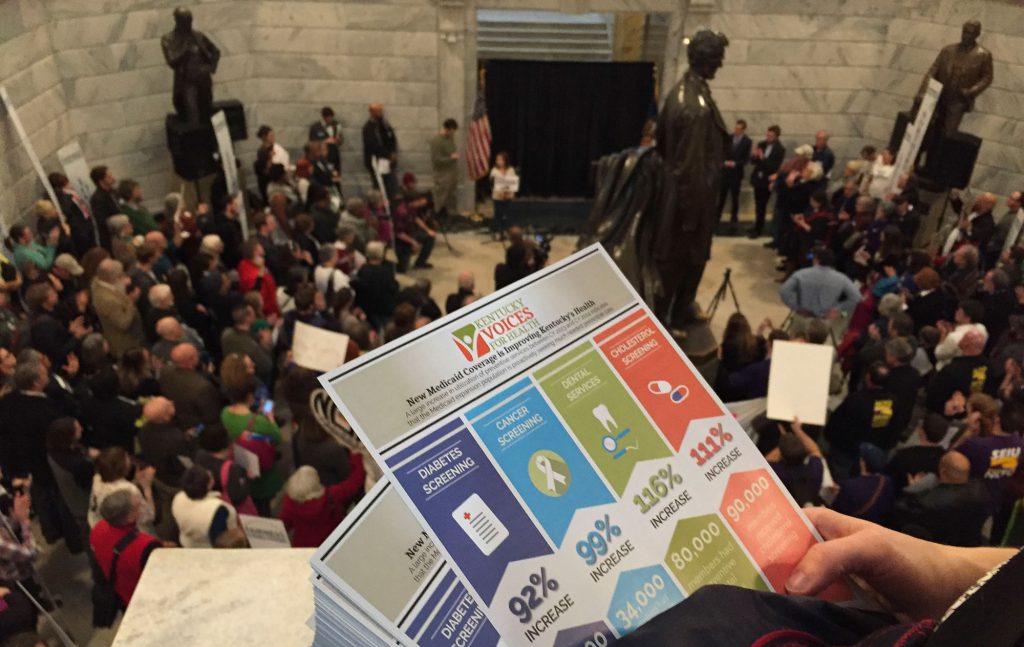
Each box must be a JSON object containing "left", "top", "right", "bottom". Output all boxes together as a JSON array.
[{"left": 165, "top": 114, "right": 219, "bottom": 180}]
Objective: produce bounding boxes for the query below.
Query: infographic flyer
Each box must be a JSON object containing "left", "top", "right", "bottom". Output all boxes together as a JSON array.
[{"left": 320, "top": 245, "right": 849, "bottom": 646}]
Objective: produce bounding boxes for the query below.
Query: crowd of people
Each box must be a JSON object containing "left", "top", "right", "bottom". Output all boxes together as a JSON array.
[
  {"left": 715, "top": 120, "right": 1024, "bottom": 554},
  {"left": 1, "top": 98, "right": 1022, "bottom": 644},
  {"left": 0, "top": 102, "right": 543, "bottom": 644}
]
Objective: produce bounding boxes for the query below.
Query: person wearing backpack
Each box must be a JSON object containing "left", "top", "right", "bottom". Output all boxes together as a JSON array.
[
  {"left": 220, "top": 376, "right": 283, "bottom": 516},
  {"left": 90, "top": 489, "right": 167, "bottom": 625},
  {"left": 194, "top": 423, "right": 255, "bottom": 515}
]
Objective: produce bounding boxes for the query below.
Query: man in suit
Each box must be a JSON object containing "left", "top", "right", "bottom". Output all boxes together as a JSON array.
[
  {"left": 309, "top": 106, "right": 343, "bottom": 173},
  {"left": 718, "top": 119, "right": 751, "bottom": 232},
  {"left": 91, "top": 259, "right": 145, "bottom": 359},
  {"left": 812, "top": 130, "right": 835, "bottom": 182},
  {"left": 48, "top": 172, "right": 98, "bottom": 255},
  {"left": 362, "top": 102, "right": 400, "bottom": 201},
  {"left": 89, "top": 165, "right": 120, "bottom": 251},
  {"left": 748, "top": 125, "right": 785, "bottom": 238},
  {"left": 985, "top": 190, "right": 1023, "bottom": 268},
  {"left": 915, "top": 20, "right": 993, "bottom": 139},
  {"left": 943, "top": 191, "right": 997, "bottom": 260}
]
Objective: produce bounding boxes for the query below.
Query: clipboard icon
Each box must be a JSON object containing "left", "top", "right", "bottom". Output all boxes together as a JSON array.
[{"left": 452, "top": 493, "right": 509, "bottom": 556}]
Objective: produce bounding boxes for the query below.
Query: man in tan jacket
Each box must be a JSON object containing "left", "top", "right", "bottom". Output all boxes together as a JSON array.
[{"left": 91, "top": 259, "right": 144, "bottom": 358}]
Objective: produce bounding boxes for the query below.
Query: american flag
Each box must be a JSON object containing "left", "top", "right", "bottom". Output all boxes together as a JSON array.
[{"left": 466, "top": 88, "right": 492, "bottom": 181}]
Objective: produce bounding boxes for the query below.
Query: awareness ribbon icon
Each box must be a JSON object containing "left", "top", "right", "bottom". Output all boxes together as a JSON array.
[{"left": 534, "top": 454, "right": 567, "bottom": 493}]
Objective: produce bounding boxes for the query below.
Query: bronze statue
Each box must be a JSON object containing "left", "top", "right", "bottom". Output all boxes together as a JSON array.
[
  {"left": 579, "top": 31, "right": 728, "bottom": 357},
  {"left": 914, "top": 20, "right": 993, "bottom": 138},
  {"left": 161, "top": 7, "right": 221, "bottom": 124},
  {"left": 652, "top": 30, "right": 730, "bottom": 334}
]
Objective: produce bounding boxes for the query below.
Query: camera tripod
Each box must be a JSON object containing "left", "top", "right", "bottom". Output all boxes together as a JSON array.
[{"left": 706, "top": 267, "right": 741, "bottom": 321}]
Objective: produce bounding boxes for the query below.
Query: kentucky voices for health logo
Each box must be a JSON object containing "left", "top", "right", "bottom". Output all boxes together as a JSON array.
[{"left": 451, "top": 298, "right": 537, "bottom": 361}]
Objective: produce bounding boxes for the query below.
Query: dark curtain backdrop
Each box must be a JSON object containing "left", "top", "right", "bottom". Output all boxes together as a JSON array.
[{"left": 485, "top": 60, "right": 655, "bottom": 198}]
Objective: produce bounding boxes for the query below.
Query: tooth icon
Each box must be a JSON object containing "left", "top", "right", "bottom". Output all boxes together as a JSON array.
[{"left": 592, "top": 403, "right": 618, "bottom": 434}]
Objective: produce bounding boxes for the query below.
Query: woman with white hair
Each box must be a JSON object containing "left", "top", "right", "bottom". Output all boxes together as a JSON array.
[
  {"left": 199, "top": 234, "right": 225, "bottom": 261},
  {"left": 280, "top": 455, "right": 365, "bottom": 548}
]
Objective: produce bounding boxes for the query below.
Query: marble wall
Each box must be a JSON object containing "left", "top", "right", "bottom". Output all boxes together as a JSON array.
[
  {"left": 0, "top": 0, "right": 70, "bottom": 228},
  {"left": 1, "top": 0, "right": 1023, "bottom": 227}
]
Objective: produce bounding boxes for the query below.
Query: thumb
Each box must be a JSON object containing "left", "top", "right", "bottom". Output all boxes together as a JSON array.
[
  {"left": 786, "top": 533, "right": 876, "bottom": 597},
  {"left": 787, "top": 508, "right": 881, "bottom": 597}
]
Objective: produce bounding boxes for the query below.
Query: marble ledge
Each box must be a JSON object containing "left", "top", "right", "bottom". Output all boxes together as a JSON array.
[{"left": 112, "top": 549, "right": 315, "bottom": 647}]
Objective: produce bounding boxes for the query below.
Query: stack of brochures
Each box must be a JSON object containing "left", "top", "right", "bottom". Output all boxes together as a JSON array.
[{"left": 309, "top": 479, "right": 502, "bottom": 647}]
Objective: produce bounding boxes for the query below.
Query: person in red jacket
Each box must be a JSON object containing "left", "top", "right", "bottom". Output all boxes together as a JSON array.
[
  {"left": 280, "top": 453, "right": 365, "bottom": 548},
  {"left": 236, "top": 239, "right": 280, "bottom": 319},
  {"left": 89, "top": 489, "right": 167, "bottom": 609}
]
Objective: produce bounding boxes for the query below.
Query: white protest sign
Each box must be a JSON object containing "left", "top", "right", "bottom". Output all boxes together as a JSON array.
[
  {"left": 293, "top": 321, "right": 349, "bottom": 373},
  {"left": 889, "top": 78, "right": 942, "bottom": 195},
  {"left": 211, "top": 110, "right": 248, "bottom": 238},
  {"left": 56, "top": 140, "right": 94, "bottom": 205},
  {"left": 239, "top": 514, "right": 291, "bottom": 548},
  {"left": 233, "top": 443, "right": 261, "bottom": 479},
  {"left": 0, "top": 85, "right": 64, "bottom": 221},
  {"left": 766, "top": 340, "right": 834, "bottom": 426}
]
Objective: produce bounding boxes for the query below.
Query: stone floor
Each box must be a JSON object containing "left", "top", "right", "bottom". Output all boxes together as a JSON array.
[
  {"left": 32, "top": 225, "right": 787, "bottom": 646},
  {"left": 408, "top": 227, "right": 791, "bottom": 341}
]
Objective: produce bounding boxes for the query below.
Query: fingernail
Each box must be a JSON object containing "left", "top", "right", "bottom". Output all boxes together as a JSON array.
[{"left": 786, "top": 570, "right": 810, "bottom": 595}]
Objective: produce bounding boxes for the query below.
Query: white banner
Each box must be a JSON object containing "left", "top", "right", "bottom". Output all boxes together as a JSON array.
[
  {"left": 211, "top": 110, "right": 248, "bottom": 238},
  {"left": 0, "top": 85, "right": 64, "bottom": 222},
  {"left": 766, "top": 341, "right": 834, "bottom": 426},
  {"left": 293, "top": 321, "right": 349, "bottom": 373},
  {"left": 889, "top": 78, "right": 943, "bottom": 195}
]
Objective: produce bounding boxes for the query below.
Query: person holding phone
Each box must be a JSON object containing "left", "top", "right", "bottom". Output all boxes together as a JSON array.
[
  {"left": 220, "top": 376, "right": 283, "bottom": 516},
  {"left": 0, "top": 469, "right": 42, "bottom": 641}
]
